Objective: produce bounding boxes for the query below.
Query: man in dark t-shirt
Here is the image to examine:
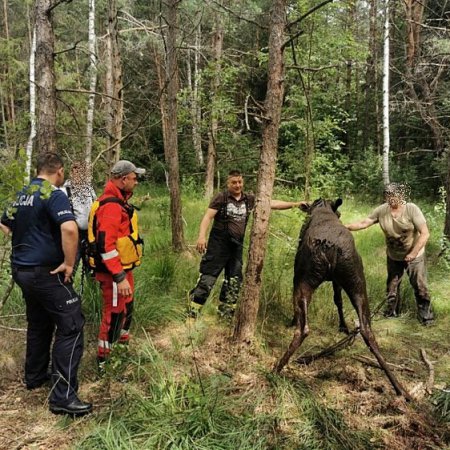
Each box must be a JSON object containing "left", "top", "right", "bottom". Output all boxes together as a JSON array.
[
  {"left": 189, "top": 170, "right": 305, "bottom": 318},
  {"left": 1, "top": 153, "right": 92, "bottom": 416}
]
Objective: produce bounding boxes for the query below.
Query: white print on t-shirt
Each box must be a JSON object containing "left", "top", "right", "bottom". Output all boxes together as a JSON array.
[
  {"left": 57, "top": 209, "right": 73, "bottom": 216},
  {"left": 13, "top": 195, "right": 34, "bottom": 207},
  {"left": 227, "top": 202, "right": 247, "bottom": 222}
]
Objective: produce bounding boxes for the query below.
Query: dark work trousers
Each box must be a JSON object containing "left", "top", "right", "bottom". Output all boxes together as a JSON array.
[
  {"left": 385, "top": 255, "right": 434, "bottom": 322},
  {"left": 190, "top": 228, "right": 244, "bottom": 307},
  {"left": 12, "top": 266, "right": 85, "bottom": 405},
  {"left": 74, "top": 229, "right": 88, "bottom": 274}
]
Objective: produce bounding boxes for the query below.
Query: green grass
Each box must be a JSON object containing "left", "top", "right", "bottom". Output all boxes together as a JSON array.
[{"left": 2, "top": 187, "right": 450, "bottom": 449}]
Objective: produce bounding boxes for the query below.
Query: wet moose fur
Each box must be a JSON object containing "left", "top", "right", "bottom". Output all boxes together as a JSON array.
[{"left": 273, "top": 199, "right": 410, "bottom": 399}]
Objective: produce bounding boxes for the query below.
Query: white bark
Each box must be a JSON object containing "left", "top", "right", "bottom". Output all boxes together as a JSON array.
[
  {"left": 25, "top": 25, "right": 36, "bottom": 182},
  {"left": 382, "top": 0, "right": 390, "bottom": 185},
  {"left": 85, "top": 0, "right": 97, "bottom": 164}
]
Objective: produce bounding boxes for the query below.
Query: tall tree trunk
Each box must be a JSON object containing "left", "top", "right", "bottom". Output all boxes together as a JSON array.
[
  {"left": 85, "top": 0, "right": 97, "bottom": 164},
  {"left": 445, "top": 154, "right": 450, "bottom": 238},
  {"left": 165, "top": 0, "right": 185, "bottom": 252},
  {"left": 2, "top": 0, "right": 16, "bottom": 135},
  {"left": 343, "top": 0, "right": 356, "bottom": 154},
  {"left": 0, "top": 84, "right": 8, "bottom": 149},
  {"left": 402, "top": 1, "right": 450, "bottom": 235},
  {"left": 25, "top": 25, "right": 37, "bottom": 180},
  {"left": 382, "top": 0, "right": 390, "bottom": 185},
  {"left": 105, "top": 0, "right": 123, "bottom": 168},
  {"left": 188, "top": 22, "right": 203, "bottom": 167},
  {"left": 233, "top": 0, "right": 287, "bottom": 343},
  {"left": 362, "top": 0, "right": 378, "bottom": 153},
  {"left": 204, "top": 9, "right": 224, "bottom": 199},
  {"left": 404, "top": 0, "right": 425, "bottom": 67},
  {"left": 35, "top": 0, "right": 57, "bottom": 154},
  {"left": 153, "top": 45, "right": 169, "bottom": 153}
]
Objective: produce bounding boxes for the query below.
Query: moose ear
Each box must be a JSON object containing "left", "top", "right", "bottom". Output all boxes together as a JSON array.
[
  {"left": 333, "top": 198, "right": 343, "bottom": 211},
  {"left": 300, "top": 202, "right": 311, "bottom": 213}
]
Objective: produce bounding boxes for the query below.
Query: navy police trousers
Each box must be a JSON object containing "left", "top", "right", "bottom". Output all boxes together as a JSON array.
[{"left": 12, "top": 265, "right": 85, "bottom": 405}]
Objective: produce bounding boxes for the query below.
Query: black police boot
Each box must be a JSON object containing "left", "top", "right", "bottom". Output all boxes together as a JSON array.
[{"left": 49, "top": 398, "right": 93, "bottom": 417}]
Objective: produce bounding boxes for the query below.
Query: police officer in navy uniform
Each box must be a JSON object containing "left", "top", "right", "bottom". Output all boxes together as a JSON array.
[{"left": 1, "top": 153, "right": 92, "bottom": 416}]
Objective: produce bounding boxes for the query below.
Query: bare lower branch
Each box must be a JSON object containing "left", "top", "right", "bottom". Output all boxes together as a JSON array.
[
  {"left": 352, "top": 355, "right": 415, "bottom": 373},
  {"left": 296, "top": 329, "right": 359, "bottom": 364},
  {"left": 420, "top": 348, "right": 435, "bottom": 394}
]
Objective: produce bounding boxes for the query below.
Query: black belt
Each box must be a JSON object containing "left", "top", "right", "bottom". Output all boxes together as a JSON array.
[{"left": 13, "top": 265, "right": 57, "bottom": 273}]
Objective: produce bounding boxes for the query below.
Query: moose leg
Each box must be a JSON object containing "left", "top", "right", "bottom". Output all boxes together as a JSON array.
[
  {"left": 332, "top": 281, "right": 349, "bottom": 334},
  {"left": 274, "top": 283, "right": 312, "bottom": 373},
  {"left": 350, "top": 293, "right": 411, "bottom": 400}
]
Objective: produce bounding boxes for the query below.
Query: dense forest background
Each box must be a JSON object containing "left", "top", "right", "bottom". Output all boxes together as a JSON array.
[
  {"left": 1, "top": 0, "right": 449, "bottom": 205},
  {"left": 1, "top": 2, "right": 450, "bottom": 449}
]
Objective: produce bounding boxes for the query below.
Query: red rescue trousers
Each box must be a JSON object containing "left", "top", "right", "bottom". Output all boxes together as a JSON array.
[{"left": 96, "top": 271, "right": 134, "bottom": 360}]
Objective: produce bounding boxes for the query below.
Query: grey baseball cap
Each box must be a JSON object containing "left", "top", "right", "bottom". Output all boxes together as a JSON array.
[{"left": 111, "top": 160, "right": 146, "bottom": 176}]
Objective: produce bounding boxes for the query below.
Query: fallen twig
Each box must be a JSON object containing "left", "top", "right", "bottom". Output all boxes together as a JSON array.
[
  {"left": 0, "top": 313, "right": 25, "bottom": 319},
  {"left": 295, "top": 329, "right": 359, "bottom": 364},
  {"left": 352, "top": 355, "right": 415, "bottom": 373},
  {"left": 420, "top": 348, "right": 435, "bottom": 394},
  {"left": 0, "top": 324, "right": 26, "bottom": 332}
]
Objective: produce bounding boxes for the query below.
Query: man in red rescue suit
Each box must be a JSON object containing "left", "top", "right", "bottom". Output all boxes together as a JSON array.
[{"left": 94, "top": 160, "right": 145, "bottom": 369}]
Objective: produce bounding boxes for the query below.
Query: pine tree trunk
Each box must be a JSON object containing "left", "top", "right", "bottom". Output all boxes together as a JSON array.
[
  {"left": 165, "top": 0, "right": 185, "bottom": 252},
  {"left": 233, "top": 0, "right": 287, "bottom": 343},
  {"left": 35, "top": 0, "right": 57, "bottom": 154},
  {"left": 204, "top": 11, "right": 223, "bottom": 199},
  {"left": 362, "top": 0, "right": 378, "bottom": 153},
  {"left": 105, "top": 0, "right": 123, "bottom": 168}
]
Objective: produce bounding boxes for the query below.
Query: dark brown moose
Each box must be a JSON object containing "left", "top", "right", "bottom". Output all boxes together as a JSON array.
[{"left": 273, "top": 198, "right": 410, "bottom": 399}]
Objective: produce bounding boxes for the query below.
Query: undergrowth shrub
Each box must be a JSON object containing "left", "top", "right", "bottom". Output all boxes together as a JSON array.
[{"left": 431, "top": 387, "right": 450, "bottom": 423}]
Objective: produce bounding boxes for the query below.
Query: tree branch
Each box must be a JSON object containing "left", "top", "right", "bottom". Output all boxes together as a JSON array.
[
  {"left": 210, "top": 0, "right": 266, "bottom": 30},
  {"left": 420, "top": 348, "right": 434, "bottom": 394},
  {"left": 48, "top": 0, "right": 73, "bottom": 14},
  {"left": 54, "top": 40, "right": 82, "bottom": 56},
  {"left": 284, "top": 0, "right": 335, "bottom": 49}
]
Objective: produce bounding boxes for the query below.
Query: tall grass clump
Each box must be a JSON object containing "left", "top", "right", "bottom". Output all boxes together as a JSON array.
[
  {"left": 78, "top": 337, "right": 274, "bottom": 450},
  {"left": 431, "top": 387, "right": 450, "bottom": 424}
]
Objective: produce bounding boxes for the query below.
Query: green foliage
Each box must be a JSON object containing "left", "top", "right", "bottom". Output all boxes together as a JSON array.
[
  {"left": 431, "top": 387, "right": 450, "bottom": 423},
  {"left": 0, "top": 149, "right": 28, "bottom": 212},
  {"left": 348, "top": 148, "right": 384, "bottom": 198}
]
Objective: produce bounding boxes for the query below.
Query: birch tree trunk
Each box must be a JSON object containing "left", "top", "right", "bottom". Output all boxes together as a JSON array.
[
  {"left": 35, "top": 0, "right": 57, "bottom": 154},
  {"left": 85, "top": 0, "right": 97, "bottom": 164},
  {"left": 165, "top": 0, "right": 185, "bottom": 252},
  {"left": 204, "top": 10, "right": 224, "bottom": 199},
  {"left": 105, "top": 0, "right": 123, "bottom": 167},
  {"left": 233, "top": 0, "right": 287, "bottom": 343},
  {"left": 382, "top": 0, "right": 390, "bottom": 185},
  {"left": 25, "top": 25, "right": 37, "bottom": 180}
]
